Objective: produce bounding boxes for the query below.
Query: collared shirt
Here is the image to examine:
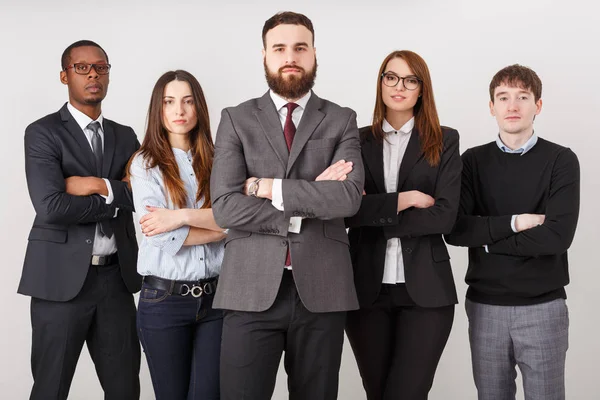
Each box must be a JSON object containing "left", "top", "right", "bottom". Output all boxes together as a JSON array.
[
  {"left": 66, "top": 103, "right": 116, "bottom": 256},
  {"left": 496, "top": 132, "right": 538, "bottom": 155},
  {"left": 270, "top": 90, "right": 312, "bottom": 235},
  {"left": 129, "top": 149, "right": 224, "bottom": 281},
  {"left": 382, "top": 117, "right": 415, "bottom": 284}
]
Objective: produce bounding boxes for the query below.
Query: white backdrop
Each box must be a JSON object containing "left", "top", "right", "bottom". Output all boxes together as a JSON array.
[{"left": 1, "top": 0, "right": 598, "bottom": 399}]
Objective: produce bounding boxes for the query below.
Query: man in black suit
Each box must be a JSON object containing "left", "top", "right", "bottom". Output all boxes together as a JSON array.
[{"left": 19, "top": 40, "right": 141, "bottom": 400}]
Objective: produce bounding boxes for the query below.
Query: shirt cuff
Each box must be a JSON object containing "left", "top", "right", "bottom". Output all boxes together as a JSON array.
[
  {"left": 160, "top": 225, "right": 191, "bottom": 257},
  {"left": 272, "top": 179, "right": 284, "bottom": 211},
  {"left": 101, "top": 178, "right": 114, "bottom": 204},
  {"left": 288, "top": 217, "right": 302, "bottom": 233},
  {"left": 511, "top": 215, "right": 518, "bottom": 233}
]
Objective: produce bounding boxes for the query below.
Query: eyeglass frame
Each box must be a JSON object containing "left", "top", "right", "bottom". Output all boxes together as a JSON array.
[
  {"left": 380, "top": 72, "right": 422, "bottom": 90},
  {"left": 63, "top": 63, "right": 112, "bottom": 75}
]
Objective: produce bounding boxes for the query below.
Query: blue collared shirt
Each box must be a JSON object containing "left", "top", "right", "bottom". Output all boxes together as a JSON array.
[
  {"left": 129, "top": 149, "right": 224, "bottom": 281},
  {"left": 495, "top": 132, "right": 538, "bottom": 155}
]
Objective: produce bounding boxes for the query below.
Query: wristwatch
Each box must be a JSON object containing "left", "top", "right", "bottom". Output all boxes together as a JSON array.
[{"left": 248, "top": 178, "right": 263, "bottom": 197}]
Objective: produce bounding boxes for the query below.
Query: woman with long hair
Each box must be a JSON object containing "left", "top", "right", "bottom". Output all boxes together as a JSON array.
[
  {"left": 128, "top": 70, "right": 225, "bottom": 399},
  {"left": 345, "top": 50, "right": 462, "bottom": 399}
]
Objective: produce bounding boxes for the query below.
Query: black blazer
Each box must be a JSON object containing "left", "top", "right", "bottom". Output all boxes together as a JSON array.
[
  {"left": 19, "top": 103, "right": 142, "bottom": 301},
  {"left": 346, "top": 125, "right": 461, "bottom": 308}
]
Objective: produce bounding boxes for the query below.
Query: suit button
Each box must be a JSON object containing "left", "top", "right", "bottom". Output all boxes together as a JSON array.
[
  {"left": 387, "top": 218, "right": 393, "bottom": 223},
  {"left": 379, "top": 218, "right": 386, "bottom": 223},
  {"left": 405, "top": 247, "right": 412, "bottom": 254},
  {"left": 281, "top": 240, "right": 287, "bottom": 247},
  {"left": 293, "top": 211, "right": 300, "bottom": 216},
  {"left": 85, "top": 239, "right": 92, "bottom": 244}
]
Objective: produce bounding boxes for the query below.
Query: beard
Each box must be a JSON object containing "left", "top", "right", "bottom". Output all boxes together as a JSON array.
[{"left": 264, "top": 58, "right": 317, "bottom": 100}]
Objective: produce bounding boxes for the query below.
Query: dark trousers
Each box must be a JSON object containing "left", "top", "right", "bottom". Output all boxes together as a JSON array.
[
  {"left": 220, "top": 270, "right": 347, "bottom": 400},
  {"left": 346, "top": 284, "right": 454, "bottom": 400},
  {"left": 137, "top": 280, "right": 223, "bottom": 400},
  {"left": 29, "top": 264, "right": 140, "bottom": 400}
]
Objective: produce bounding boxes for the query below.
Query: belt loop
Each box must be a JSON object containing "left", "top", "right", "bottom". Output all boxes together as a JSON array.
[{"left": 168, "top": 280, "right": 175, "bottom": 295}]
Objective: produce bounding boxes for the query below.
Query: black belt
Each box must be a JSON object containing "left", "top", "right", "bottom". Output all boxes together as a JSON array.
[
  {"left": 143, "top": 275, "right": 218, "bottom": 298},
  {"left": 90, "top": 253, "right": 118, "bottom": 266}
]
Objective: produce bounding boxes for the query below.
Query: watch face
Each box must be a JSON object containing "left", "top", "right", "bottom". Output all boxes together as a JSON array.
[{"left": 248, "top": 181, "right": 258, "bottom": 196}]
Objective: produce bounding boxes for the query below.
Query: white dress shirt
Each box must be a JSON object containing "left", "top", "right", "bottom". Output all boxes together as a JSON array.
[
  {"left": 381, "top": 117, "right": 414, "bottom": 284},
  {"left": 67, "top": 103, "right": 116, "bottom": 256},
  {"left": 269, "top": 90, "right": 312, "bottom": 234}
]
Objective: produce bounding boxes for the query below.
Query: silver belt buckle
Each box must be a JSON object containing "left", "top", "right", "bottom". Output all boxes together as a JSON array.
[
  {"left": 91, "top": 255, "right": 102, "bottom": 265},
  {"left": 191, "top": 285, "right": 203, "bottom": 297}
]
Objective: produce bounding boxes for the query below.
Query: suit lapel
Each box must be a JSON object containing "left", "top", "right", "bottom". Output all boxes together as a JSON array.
[
  {"left": 396, "top": 127, "right": 423, "bottom": 191},
  {"left": 102, "top": 120, "right": 115, "bottom": 178},
  {"left": 254, "top": 92, "right": 288, "bottom": 169},
  {"left": 287, "top": 92, "right": 325, "bottom": 175},
  {"left": 362, "top": 134, "right": 386, "bottom": 193},
  {"left": 59, "top": 104, "right": 96, "bottom": 174}
]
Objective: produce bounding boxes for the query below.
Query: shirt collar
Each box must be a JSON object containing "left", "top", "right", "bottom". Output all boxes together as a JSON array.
[
  {"left": 496, "top": 132, "right": 538, "bottom": 155},
  {"left": 382, "top": 117, "right": 415, "bottom": 135},
  {"left": 269, "top": 90, "right": 312, "bottom": 113},
  {"left": 67, "top": 102, "right": 104, "bottom": 132}
]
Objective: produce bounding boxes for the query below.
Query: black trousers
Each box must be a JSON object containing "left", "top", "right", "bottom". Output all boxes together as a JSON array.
[
  {"left": 220, "top": 270, "right": 346, "bottom": 400},
  {"left": 29, "top": 264, "right": 140, "bottom": 400},
  {"left": 345, "top": 284, "right": 454, "bottom": 400}
]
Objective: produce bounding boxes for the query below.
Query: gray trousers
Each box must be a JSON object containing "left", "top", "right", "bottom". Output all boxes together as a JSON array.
[{"left": 465, "top": 298, "right": 569, "bottom": 400}]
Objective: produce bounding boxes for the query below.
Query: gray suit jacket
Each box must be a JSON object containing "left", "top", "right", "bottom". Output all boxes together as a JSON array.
[{"left": 210, "top": 91, "right": 364, "bottom": 313}]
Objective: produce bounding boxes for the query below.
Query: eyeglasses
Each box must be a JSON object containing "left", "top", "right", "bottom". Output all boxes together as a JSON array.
[
  {"left": 381, "top": 73, "right": 421, "bottom": 90},
  {"left": 64, "top": 63, "right": 111, "bottom": 75}
]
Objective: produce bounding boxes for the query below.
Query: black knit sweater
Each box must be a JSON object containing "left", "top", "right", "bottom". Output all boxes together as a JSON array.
[{"left": 445, "top": 138, "right": 580, "bottom": 305}]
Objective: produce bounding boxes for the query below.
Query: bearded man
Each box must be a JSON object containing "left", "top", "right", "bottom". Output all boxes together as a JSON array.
[{"left": 210, "top": 11, "right": 365, "bottom": 400}]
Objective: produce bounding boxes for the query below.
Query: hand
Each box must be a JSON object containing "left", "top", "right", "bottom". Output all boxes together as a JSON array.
[
  {"left": 397, "top": 190, "right": 435, "bottom": 212},
  {"left": 140, "top": 206, "right": 186, "bottom": 236},
  {"left": 515, "top": 214, "right": 545, "bottom": 232},
  {"left": 243, "top": 177, "right": 273, "bottom": 199},
  {"left": 65, "top": 176, "right": 105, "bottom": 196},
  {"left": 315, "top": 160, "right": 353, "bottom": 181}
]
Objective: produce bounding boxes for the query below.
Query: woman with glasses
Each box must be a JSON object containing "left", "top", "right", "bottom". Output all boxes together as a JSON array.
[
  {"left": 345, "top": 50, "right": 461, "bottom": 400},
  {"left": 128, "top": 70, "right": 225, "bottom": 400}
]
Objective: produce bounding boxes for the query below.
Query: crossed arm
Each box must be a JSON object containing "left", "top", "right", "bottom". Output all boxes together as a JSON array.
[
  {"left": 210, "top": 108, "right": 364, "bottom": 235},
  {"left": 444, "top": 148, "right": 580, "bottom": 257},
  {"left": 25, "top": 123, "right": 125, "bottom": 224}
]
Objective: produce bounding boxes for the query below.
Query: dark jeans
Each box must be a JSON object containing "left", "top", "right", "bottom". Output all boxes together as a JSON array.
[
  {"left": 30, "top": 264, "right": 140, "bottom": 400},
  {"left": 137, "top": 279, "right": 223, "bottom": 400}
]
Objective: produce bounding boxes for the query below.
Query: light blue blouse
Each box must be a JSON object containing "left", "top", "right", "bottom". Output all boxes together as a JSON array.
[{"left": 129, "top": 148, "right": 224, "bottom": 281}]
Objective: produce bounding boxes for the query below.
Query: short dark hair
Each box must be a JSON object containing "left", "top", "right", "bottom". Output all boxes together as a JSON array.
[
  {"left": 61, "top": 40, "right": 109, "bottom": 70},
  {"left": 489, "top": 64, "right": 542, "bottom": 102},
  {"left": 262, "top": 11, "right": 314, "bottom": 48}
]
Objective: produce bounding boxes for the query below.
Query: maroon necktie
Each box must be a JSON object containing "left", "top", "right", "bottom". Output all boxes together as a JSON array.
[{"left": 284, "top": 103, "right": 298, "bottom": 266}]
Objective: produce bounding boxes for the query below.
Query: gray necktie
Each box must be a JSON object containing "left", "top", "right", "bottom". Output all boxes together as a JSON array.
[
  {"left": 87, "top": 121, "right": 113, "bottom": 238},
  {"left": 88, "top": 121, "right": 103, "bottom": 177}
]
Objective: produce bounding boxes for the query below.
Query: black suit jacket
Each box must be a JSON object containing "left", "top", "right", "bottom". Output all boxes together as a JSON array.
[
  {"left": 19, "top": 103, "right": 142, "bottom": 301},
  {"left": 346, "top": 126, "right": 461, "bottom": 308}
]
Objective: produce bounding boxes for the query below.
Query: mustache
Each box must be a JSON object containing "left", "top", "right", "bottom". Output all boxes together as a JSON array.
[{"left": 279, "top": 65, "right": 305, "bottom": 73}]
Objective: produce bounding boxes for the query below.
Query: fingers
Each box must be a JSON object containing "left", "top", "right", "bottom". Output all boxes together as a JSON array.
[{"left": 316, "top": 160, "right": 353, "bottom": 181}]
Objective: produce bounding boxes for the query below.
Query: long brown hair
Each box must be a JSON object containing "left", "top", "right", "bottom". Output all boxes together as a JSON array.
[
  {"left": 372, "top": 50, "right": 443, "bottom": 166},
  {"left": 128, "top": 70, "right": 213, "bottom": 208}
]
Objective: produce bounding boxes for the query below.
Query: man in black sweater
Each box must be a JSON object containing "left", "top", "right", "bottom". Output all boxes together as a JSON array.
[{"left": 445, "top": 65, "right": 579, "bottom": 400}]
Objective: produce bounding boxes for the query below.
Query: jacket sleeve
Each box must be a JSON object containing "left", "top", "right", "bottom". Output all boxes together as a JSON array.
[
  {"left": 24, "top": 122, "right": 116, "bottom": 225},
  {"left": 486, "top": 149, "right": 580, "bottom": 256},
  {"left": 108, "top": 129, "right": 140, "bottom": 212},
  {"left": 210, "top": 109, "right": 289, "bottom": 236},
  {"left": 281, "top": 110, "right": 364, "bottom": 220},
  {"left": 382, "top": 130, "right": 462, "bottom": 239},
  {"left": 444, "top": 149, "right": 516, "bottom": 247}
]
